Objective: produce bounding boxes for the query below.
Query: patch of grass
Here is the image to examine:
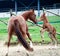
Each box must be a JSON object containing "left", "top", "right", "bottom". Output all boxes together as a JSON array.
[{"left": 0, "top": 16, "right": 60, "bottom": 43}]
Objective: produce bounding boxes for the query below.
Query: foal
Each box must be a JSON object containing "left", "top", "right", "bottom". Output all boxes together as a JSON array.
[{"left": 39, "top": 13, "right": 58, "bottom": 46}]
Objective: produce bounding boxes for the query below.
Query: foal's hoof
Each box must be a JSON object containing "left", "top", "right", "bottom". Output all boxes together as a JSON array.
[
  {"left": 42, "top": 40, "right": 44, "bottom": 42},
  {"left": 41, "top": 40, "right": 44, "bottom": 44}
]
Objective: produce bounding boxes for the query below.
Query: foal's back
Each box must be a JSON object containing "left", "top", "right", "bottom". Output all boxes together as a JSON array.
[{"left": 43, "top": 21, "right": 56, "bottom": 35}]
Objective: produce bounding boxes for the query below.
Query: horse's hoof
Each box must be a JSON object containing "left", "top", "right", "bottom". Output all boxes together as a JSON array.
[
  {"left": 5, "top": 53, "right": 8, "bottom": 56},
  {"left": 17, "top": 50, "right": 20, "bottom": 52},
  {"left": 26, "top": 53, "right": 29, "bottom": 56},
  {"left": 29, "top": 48, "right": 34, "bottom": 52}
]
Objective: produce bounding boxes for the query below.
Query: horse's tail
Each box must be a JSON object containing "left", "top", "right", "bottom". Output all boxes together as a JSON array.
[{"left": 14, "top": 20, "right": 33, "bottom": 51}]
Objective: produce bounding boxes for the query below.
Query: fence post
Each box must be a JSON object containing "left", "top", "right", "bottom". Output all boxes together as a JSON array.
[
  {"left": 15, "top": 0, "right": 17, "bottom": 15},
  {"left": 57, "top": 9, "right": 59, "bottom": 15},
  {"left": 10, "top": 9, "right": 12, "bottom": 17},
  {"left": 38, "top": 0, "right": 40, "bottom": 16}
]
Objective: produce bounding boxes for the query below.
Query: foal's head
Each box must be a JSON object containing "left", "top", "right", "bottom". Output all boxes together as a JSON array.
[
  {"left": 40, "top": 13, "right": 49, "bottom": 23},
  {"left": 40, "top": 13, "right": 46, "bottom": 21}
]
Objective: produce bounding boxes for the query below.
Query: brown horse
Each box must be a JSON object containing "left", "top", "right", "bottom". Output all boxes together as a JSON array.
[
  {"left": 6, "top": 9, "right": 37, "bottom": 55},
  {"left": 38, "top": 12, "right": 58, "bottom": 46}
]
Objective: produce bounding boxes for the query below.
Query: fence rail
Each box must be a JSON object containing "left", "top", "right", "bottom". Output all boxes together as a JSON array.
[{"left": 0, "top": 3, "right": 60, "bottom": 12}]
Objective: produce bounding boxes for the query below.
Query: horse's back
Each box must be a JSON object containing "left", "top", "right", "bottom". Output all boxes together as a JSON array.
[
  {"left": 8, "top": 15, "right": 26, "bottom": 35},
  {"left": 8, "top": 15, "right": 26, "bottom": 26}
]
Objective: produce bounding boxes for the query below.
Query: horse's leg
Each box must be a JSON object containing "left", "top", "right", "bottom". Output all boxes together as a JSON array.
[
  {"left": 26, "top": 32, "right": 32, "bottom": 41},
  {"left": 26, "top": 31, "right": 32, "bottom": 40},
  {"left": 26, "top": 32, "right": 33, "bottom": 48},
  {"left": 6, "top": 26, "right": 13, "bottom": 56},
  {"left": 6, "top": 34, "right": 12, "bottom": 56},
  {"left": 26, "top": 25, "right": 33, "bottom": 47}
]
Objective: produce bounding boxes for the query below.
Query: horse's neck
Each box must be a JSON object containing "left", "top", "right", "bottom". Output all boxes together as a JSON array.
[{"left": 22, "top": 11, "right": 29, "bottom": 21}]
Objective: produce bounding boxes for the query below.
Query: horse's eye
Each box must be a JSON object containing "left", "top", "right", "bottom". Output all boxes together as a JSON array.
[
  {"left": 34, "top": 15, "right": 36, "bottom": 16},
  {"left": 34, "top": 15, "right": 36, "bottom": 17}
]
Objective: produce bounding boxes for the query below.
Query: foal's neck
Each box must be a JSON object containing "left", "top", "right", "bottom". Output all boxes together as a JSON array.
[{"left": 43, "top": 16, "right": 49, "bottom": 24}]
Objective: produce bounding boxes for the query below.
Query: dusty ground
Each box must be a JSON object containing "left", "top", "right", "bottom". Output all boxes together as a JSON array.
[{"left": 0, "top": 41, "right": 60, "bottom": 56}]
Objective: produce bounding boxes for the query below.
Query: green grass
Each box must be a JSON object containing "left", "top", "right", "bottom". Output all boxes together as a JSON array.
[{"left": 0, "top": 16, "right": 60, "bottom": 43}]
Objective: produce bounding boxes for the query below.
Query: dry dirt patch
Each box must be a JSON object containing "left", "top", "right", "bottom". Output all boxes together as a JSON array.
[{"left": 0, "top": 41, "right": 60, "bottom": 56}]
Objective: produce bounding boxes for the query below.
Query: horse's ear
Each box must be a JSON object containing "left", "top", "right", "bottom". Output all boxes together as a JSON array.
[
  {"left": 32, "top": 9, "right": 34, "bottom": 12},
  {"left": 30, "top": 9, "right": 34, "bottom": 12}
]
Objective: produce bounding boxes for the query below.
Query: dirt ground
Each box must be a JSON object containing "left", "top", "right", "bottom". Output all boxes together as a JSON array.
[{"left": 0, "top": 41, "right": 60, "bottom": 56}]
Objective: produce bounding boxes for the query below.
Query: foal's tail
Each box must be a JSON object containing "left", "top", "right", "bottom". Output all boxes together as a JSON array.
[{"left": 14, "top": 20, "right": 33, "bottom": 51}]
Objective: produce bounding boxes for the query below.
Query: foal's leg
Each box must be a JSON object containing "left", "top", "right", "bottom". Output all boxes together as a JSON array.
[
  {"left": 49, "top": 33, "right": 57, "bottom": 46},
  {"left": 40, "top": 28, "right": 46, "bottom": 43},
  {"left": 53, "top": 34, "right": 58, "bottom": 46},
  {"left": 48, "top": 33, "right": 54, "bottom": 45}
]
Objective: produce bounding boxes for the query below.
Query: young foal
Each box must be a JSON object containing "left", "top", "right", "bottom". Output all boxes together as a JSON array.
[
  {"left": 39, "top": 13, "right": 58, "bottom": 46},
  {"left": 7, "top": 9, "right": 37, "bottom": 55}
]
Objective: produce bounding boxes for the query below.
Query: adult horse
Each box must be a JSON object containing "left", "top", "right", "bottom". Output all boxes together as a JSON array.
[
  {"left": 7, "top": 9, "right": 37, "bottom": 55},
  {"left": 38, "top": 12, "right": 58, "bottom": 46}
]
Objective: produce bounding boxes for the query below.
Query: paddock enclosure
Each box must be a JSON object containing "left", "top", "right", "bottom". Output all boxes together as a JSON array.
[
  {"left": 0, "top": 0, "right": 60, "bottom": 56},
  {"left": 0, "top": 10, "right": 60, "bottom": 43},
  {"left": 0, "top": 10, "right": 60, "bottom": 56}
]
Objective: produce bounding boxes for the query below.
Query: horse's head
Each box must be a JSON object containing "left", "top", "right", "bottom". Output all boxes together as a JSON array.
[
  {"left": 28, "top": 9, "right": 37, "bottom": 24},
  {"left": 22, "top": 9, "right": 37, "bottom": 24},
  {"left": 40, "top": 13, "right": 45, "bottom": 21}
]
